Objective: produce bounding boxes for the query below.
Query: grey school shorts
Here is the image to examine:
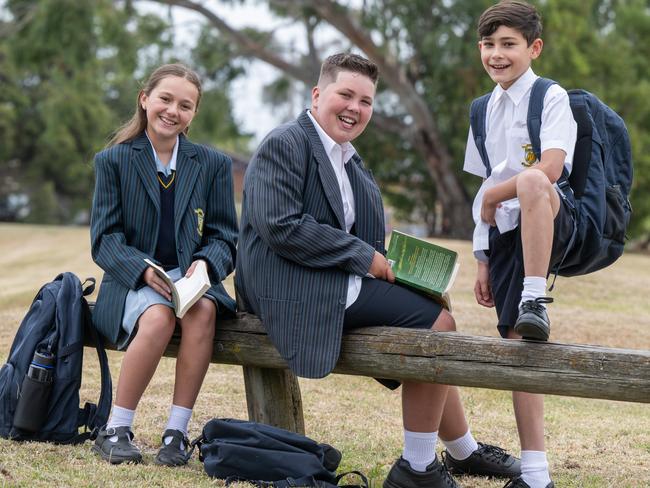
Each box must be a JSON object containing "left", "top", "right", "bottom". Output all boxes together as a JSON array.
[{"left": 488, "top": 194, "right": 576, "bottom": 338}]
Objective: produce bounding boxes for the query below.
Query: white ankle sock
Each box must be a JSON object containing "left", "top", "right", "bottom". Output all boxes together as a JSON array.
[
  {"left": 403, "top": 429, "right": 437, "bottom": 472},
  {"left": 106, "top": 405, "right": 135, "bottom": 442},
  {"left": 521, "top": 450, "right": 551, "bottom": 488},
  {"left": 163, "top": 404, "right": 192, "bottom": 449},
  {"left": 520, "top": 276, "right": 547, "bottom": 308},
  {"left": 442, "top": 430, "right": 479, "bottom": 461}
]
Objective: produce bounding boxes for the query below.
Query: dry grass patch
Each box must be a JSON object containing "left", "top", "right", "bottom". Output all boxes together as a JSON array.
[{"left": 0, "top": 223, "right": 649, "bottom": 487}]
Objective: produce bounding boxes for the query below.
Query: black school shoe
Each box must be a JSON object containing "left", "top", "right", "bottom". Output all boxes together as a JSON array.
[
  {"left": 514, "top": 297, "right": 554, "bottom": 341},
  {"left": 384, "top": 456, "right": 460, "bottom": 488},
  {"left": 92, "top": 425, "right": 142, "bottom": 464},
  {"left": 503, "top": 476, "right": 554, "bottom": 488},
  {"left": 442, "top": 442, "right": 520, "bottom": 478},
  {"left": 155, "top": 429, "right": 191, "bottom": 466}
]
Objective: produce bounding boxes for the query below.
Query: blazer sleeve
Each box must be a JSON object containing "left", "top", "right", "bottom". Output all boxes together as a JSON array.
[
  {"left": 248, "top": 134, "right": 374, "bottom": 276},
  {"left": 193, "top": 152, "right": 238, "bottom": 283},
  {"left": 90, "top": 151, "right": 150, "bottom": 290}
]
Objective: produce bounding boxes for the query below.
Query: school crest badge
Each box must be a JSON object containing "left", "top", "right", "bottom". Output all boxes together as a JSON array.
[
  {"left": 194, "top": 208, "right": 204, "bottom": 237},
  {"left": 521, "top": 143, "right": 538, "bottom": 167}
]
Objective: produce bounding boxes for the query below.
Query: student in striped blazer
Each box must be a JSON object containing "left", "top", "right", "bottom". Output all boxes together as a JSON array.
[
  {"left": 236, "top": 53, "right": 520, "bottom": 488},
  {"left": 90, "top": 64, "right": 237, "bottom": 466}
]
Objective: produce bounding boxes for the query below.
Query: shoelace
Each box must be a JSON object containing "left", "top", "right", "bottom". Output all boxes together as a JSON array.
[
  {"left": 478, "top": 443, "right": 511, "bottom": 463},
  {"left": 520, "top": 296, "right": 554, "bottom": 314}
]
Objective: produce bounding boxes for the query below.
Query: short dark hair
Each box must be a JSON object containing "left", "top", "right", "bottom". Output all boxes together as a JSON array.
[
  {"left": 478, "top": 1, "right": 542, "bottom": 46},
  {"left": 318, "top": 53, "right": 379, "bottom": 86}
]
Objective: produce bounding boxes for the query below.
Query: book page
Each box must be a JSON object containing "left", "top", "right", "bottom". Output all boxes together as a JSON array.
[{"left": 173, "top": 260, "right": 211, "bottom": 318}]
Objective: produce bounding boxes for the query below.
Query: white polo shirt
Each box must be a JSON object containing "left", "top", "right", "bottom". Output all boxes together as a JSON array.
[
  {"left": 463, "top": 68, "right": 577, "bottom": 261},
  {"left": 307, "top": 110, "right": 363, "bottom": 308}
]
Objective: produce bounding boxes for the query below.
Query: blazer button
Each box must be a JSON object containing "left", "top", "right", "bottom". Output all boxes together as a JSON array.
[
  {"left": 178, "top": 247, "right": 184, "bottom": 254},
  {"left": 338, "top": 298, "right": 346, "bottom": 305}
]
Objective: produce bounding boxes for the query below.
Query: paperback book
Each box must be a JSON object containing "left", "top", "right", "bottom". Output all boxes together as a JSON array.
[
  {"left": 386, "top": 230, "right": 459, "bottom": 311},
  {"left": 144, "top": 259, "right": 211, "bottom": 319}
]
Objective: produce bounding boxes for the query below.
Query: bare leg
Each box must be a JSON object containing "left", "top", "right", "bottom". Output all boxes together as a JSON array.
[
  {"left": 438, "top": 386, "right": 470, "bottom": 442},
  {"left": 114, "top": 304, "right": 176, "bottom": 409},
  {"left": 402, "top": 311, "right": 455, "bottom": 432},
  {"left": 518, "top": 168, "right": 560, "bottom": 277},
  {"left": 172, "top": 298, "right": 216, "bottom": 408},
  {"left": 506, "top": 327, "right": 545, "bottom": 451}
]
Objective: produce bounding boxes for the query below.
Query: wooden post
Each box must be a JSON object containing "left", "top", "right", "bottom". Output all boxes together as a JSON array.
[{"left": 242, "top": 366, "right": 305, "bottom": 434}]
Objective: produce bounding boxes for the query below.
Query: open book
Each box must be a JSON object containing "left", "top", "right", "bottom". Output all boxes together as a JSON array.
[
  {"left": 144, "top": 259, "right": 211, "bottom": 319},
  {"left": 386, "top": 230, "right": 459, "bottom": 311}
]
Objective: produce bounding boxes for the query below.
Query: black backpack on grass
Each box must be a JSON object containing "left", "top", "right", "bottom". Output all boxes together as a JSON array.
[
  {"left": 0, "top": 272, "right": 112, "bottom": 443},
  {"left": 194, "top": 418, "right": 369, "bottom": 487}
]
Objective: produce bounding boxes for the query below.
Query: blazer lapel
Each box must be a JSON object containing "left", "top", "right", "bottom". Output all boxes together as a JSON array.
[
  {"left": 174, "top": 135, "right": 200, "bottom": 235},
  {"left": 297, "top": 111, "right": 346, "bottom": 230},
  {"left": 131, "top": 133, "right": 160, "bottom": 215}
]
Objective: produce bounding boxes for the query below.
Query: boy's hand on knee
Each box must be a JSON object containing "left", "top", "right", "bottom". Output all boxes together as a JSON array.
[{"left": 474, "top": 261, "right": 494, "bottom": 307}]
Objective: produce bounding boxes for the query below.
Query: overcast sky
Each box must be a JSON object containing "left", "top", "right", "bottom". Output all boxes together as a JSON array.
[{"left": 139, "top": 1, "right": 310, "bottom": 146}]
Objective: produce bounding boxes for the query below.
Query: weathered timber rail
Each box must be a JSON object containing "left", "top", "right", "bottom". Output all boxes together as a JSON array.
[{"left": 90, "top": 310, "right": 650, "bottom": 434}]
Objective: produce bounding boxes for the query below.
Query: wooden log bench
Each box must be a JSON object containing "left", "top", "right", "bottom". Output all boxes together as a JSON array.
[{"left": 89, "top": 310, "right": 650, "bottom": 435}]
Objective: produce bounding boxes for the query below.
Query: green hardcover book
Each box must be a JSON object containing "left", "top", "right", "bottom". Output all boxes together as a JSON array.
[{"left": 386, "top": 230, "right": 459, "bottom": 311}]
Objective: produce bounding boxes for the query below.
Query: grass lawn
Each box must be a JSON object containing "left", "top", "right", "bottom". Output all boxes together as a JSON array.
[{"left": 0, "top": 223, "right": 649, "bottom": 487}]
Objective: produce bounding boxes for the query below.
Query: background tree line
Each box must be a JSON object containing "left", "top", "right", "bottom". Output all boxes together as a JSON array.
[{"left": 1, "top": 0, "right": 648, "bottom": 244}]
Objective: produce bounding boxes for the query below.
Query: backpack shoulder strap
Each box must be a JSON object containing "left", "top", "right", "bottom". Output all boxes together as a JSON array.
[
  {"left": 469, "top": 93, "right": 492, "bottom": 176},
  {"left": 527, "top": 77, "right": 557, "bottom": 161},
  {"left": 74, "top": 278, "right": 112, "bottom": 442},
  {"left": 528, "top": 77, "right": 572, "bottom": 193}
]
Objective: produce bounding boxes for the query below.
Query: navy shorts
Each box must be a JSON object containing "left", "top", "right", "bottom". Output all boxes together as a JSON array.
[
  {"left": 488, "top": 193, "right": 575, "bottom": 337},
  {"left": 343, "top": 278, "right": 444, "bottom": 390},
  {"left": 343, "top": 277, "right": 443, "bottom": 331}
]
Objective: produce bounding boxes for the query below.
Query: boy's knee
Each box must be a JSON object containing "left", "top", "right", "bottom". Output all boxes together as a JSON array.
[
  {"left": 517, "top": 168, "right": 552, "bottom": 200},
  {"left": 432, "top": 309, "right": 456, "bottom": 332}
]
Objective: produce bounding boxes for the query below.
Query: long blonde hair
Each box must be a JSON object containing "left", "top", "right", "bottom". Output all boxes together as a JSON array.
[{"left": 107, "top": 63, "right": 202, "bottom": 147}]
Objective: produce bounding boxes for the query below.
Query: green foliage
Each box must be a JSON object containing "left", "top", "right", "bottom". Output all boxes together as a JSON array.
[{"left": 0, "top": 0, "right": 248, "bottom": 223}]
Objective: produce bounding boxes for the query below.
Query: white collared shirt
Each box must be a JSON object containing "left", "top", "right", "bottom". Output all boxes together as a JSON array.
[
  {"left": 307, "top": 110, "right": 362, "bottom": 308},
  {"left": 145, "top": 131, "right": 179, "bottom": 176},
  {"left": 463, "top": 68, "right": 577, "bottom": 261}
]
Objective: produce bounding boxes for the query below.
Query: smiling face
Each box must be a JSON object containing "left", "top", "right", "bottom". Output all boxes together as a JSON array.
[
  {"left": 479, "top": 25, "right": 542, "bottom": 90},
  {"left": 139, "top": 75, "right": 199, "bottom": 146},
  {"left": 310, "top": 70, "right": 376, "bottom": 144}
]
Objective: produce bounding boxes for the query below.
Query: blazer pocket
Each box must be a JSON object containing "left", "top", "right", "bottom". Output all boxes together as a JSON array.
[{"left": 257, "top": 296, "right": 302, "bottom": 361}]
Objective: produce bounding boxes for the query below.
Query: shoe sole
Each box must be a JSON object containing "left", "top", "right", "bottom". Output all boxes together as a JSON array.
[
  {"left": 92, "top": 444, "right": 143, "bottom": 464},
  {"left": 514, "top": 321, "right": 549, "bottom": 341}
]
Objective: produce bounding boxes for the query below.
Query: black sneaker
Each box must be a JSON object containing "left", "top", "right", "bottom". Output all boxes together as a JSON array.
[
  {"left": 514, "top": 297, "right": 554, "bottom": 341},
  {"left": 384, "top": 456, "right": 460, "bottom": 488},
  {"left": 503, "top": 476, "right": 554, "bottom": 488},
  {"left": 443, "top": 442, "right": 520, "bottom": 478},
  {"left": 92, "top": 425, "right": 142, "bottom": 464},
  {"left": 155, "top": 429, "right": 191, "bottom": 466}
]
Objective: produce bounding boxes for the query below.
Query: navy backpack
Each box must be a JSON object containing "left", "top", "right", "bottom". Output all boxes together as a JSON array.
[
  {"left": 0, "top": 273, "right": 112, "bottom": 443},
  {"left": 193, "top": 418, "right": 369, "bottom": 487},
  {"left": 470, "top": 77, "right": 633, "bottom": 277}
]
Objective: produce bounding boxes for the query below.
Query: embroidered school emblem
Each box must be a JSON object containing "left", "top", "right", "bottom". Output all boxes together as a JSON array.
[
  {"left": 194, "top": 208, "right": 204, "bottom": 237},
  {"left": 521, "top": 143, "right": 538, "bottom": 167}
]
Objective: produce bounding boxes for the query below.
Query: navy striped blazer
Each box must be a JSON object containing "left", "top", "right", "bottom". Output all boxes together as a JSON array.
[
  {"left": 235, "top": 111, "right": 386, "bottom": 378},
  {"left": 90, "top": 132, "right": 238, "bottom": 344}
]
